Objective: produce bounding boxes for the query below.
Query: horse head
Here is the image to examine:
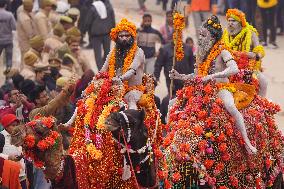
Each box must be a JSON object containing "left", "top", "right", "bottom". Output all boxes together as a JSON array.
[
  {"left": 10, "top": 116, "right": 64, "bottom": 180},
  {"left": 105, "top": 109, "right": 157, "bottom": 188}
]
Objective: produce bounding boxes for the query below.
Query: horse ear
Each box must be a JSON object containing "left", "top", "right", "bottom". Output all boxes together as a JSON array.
[{"left": 140, "top": 109, "right": 146, "bottom": 120}]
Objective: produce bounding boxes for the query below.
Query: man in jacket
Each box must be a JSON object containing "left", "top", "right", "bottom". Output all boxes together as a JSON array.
[
  {"left": 17, "top": 0, "right": 35, "bottom": 57},
  {"left": 84, "top": 0, "right": 115, "bottom": 70},
  {"left": 154, "top": 42, "right": 195, "bottom": 94},
  {"left": 0, "top": 0, "right": 16, "bottom": 75},
  {"left": 137, "top": 13, "right": 164, "bottom": 74}
]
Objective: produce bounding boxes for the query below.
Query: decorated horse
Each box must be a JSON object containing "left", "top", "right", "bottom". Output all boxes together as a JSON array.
[
  {"left": 66, "top": 72, "right": 162, "bottom": 188},
  {"left": 159, "top": 15, "right": 284, "bottom": 189}
]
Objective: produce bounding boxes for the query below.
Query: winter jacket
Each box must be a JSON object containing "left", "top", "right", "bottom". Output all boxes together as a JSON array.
[
  {"left": 154, "top": 43, "right": 195, "bottom": 94},
  {"left": 137, "top": 26, "right": 165, "bottom": 59},
  {"left": 84, "top": 1, "right": 115, "bottom": 36}
]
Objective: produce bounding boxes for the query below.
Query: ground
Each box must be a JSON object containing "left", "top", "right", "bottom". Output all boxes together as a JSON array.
[{"left": 0, "top": 0, "right": 283, "bottom": 131}]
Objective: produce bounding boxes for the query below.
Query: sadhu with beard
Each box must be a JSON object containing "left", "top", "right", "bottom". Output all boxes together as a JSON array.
[
  {"left": 223, "top": 9, "right": 267, "bottom": 97},
  {"left": 170, "top": 15, "right": 257, "bottom": 154},
  {"left": 100, "top": 18, "right": 146, "bottom": 110}
]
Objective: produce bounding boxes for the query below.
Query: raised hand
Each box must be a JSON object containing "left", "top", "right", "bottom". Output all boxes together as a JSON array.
[{"left": 169, "top": 69, "right": 182, "bottom": 80}]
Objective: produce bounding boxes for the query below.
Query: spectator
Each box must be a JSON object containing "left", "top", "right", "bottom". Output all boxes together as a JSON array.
[
  {"left": 246, "top": 0, "right": 257, "bottom": 26},
  {"left": 160, "top": 10, "right": 174, "bottom": 44},
  {"left": 20, "top": 50, "right": 39, "bottom": 81},
  {"left": 27, "top": 35, "right": 45, "bottom": 61},
  {"left": 185, "top": 37, "right": 196, "bottom": 55},
  {"left": 154, "top": 42, "right": 195, "bottom": 94},
  {"left": 17, "top": 0, "right": 36, "bottom": 57},
  {"left": 59, "top": 16, "right": 74, "bottom": 31},
  {"left": 0, "top": 0, "right": 16, "bottom": 75},
  {"left": 137, "top": 13, "right": 165, "bottom": 74},
  {"left": 84, "top": 0, "right": 115, "bottom": 70},
  {"left": 0, "top": 132, "right": 21, "bottom": 189},
  {"left": 59, "top": 53, "right": 80, "bottom": 80},
  {"left": 65, "top": 27, "right": 91, "bottom": 77},
  {"left": 44, "top": 23, "right": 65, "bottom": 56},
  {"left": 0, "top": 114, "right": 27, "bottom": 189},
  {"left": 34, "top": 0, "right": 54, "bottom": 39},
  {"left": 11, "top": 74, "right": 24, "bottom": 91},
  {"left": 157, "top": 0, "right": 168, "bottom": 11},
  {"left": 257, "top": 0, "right": 278, "bottom": 48},
  {"left": 0, "top": 89, "right": 34, "bottom": 123},
  {"left": 18, "top": 79, "right": 35, "bottom": 99},
  {"left": 29, "top": 81, "right": 75, "bottom": 121},
  {"left": 78, "top": 0, "right": 93, "bottom": 47},
  {"left": 33, "top": 63, "right": 51, "bottom": 87},
  {"left": 187, "top": 0, "right": 218, "bottom": 36},
  {"left": 67, "top": 7, "right": 80, "bottom": 26}
]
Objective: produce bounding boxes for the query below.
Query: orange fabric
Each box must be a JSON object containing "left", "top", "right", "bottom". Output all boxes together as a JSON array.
[
  {"left": 190, "top": 0, "right": 211, "bottom": 11},
  {"left": 2, "top": 159, "right": 22, "bottom": 189}
]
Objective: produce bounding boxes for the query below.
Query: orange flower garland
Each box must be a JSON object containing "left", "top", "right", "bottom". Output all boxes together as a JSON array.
[
  {"left": 37, "top": 131, "right": 60, "bottom": 151},
  {"left": 108, "top": 43, "right": 138, "bottom": 80},
  {"left": 173, "top": 12, "right": 185, "bottom": 61},
  {"left": 197, "top": 40, "right": 231, "bottom": 76}
]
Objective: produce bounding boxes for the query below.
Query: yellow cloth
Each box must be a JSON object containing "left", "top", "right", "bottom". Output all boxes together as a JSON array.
[
  {"left": 257, "top": 0, "right": 278, "bottom": 8},
  {"left": 217, "top": 83, "right": 256, "bottom": 110}
]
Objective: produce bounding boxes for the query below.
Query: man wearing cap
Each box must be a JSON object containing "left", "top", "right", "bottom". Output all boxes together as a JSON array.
[
  {"left": 34, "top": 0, "right": 54, "bottom": 39},
  {"left": 59, "top": 15, "right": 74, "bottom": 31},
  {"left": 59, "top": 53, "right": 80, "bottom": 79},
  {"left": 27, "top": 35, "right": 50, "bottom": 66},
  {"left": 100, "top": 18, "right": 145, "bottom": 110},
  {"left": 20, "top": 50, "right": 40, "bottom": 81},
  {"left": 67, "top": 7, "right": 80, "bottom": 26},
  {"left": 44, "top": 23, "right": 65, "bottom": 55},
  {"left": 0, "top": 114, "right": 27, "bottom": 189},
  {"left": 34, "top": 63, "right": 50, "bottom": 87},
  {"left": 0, "top": 0, "right": 16, "bottom": 75},
  {"left": 223, "top": 9, "right": 267, "bottom": 97},
  {"left": 65, "top": 27, "right": 91, "bottom": 76},
  {"left": 17, "top": 0, "right": 36, "bottom": 57}
]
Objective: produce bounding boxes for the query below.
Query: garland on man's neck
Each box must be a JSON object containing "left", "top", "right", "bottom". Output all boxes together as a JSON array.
[
  {"left": 108, "top": 42, "right": 138, "bottom": 79},
  {"left": 223, "top": 22, "right": 258, "bottom": 52}
]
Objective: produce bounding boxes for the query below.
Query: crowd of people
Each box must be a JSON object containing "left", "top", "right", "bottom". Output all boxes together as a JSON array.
[{"left": 0, "top": 0, "right": 282, "bottom": 188}]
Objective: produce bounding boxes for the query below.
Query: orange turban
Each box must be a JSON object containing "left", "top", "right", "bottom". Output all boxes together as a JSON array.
[
  {"left": 226, "top": 9, "right": 247, "bottom": 27},
  {"left": 110, "top": 18, "right": 137, "bottom": 41}
]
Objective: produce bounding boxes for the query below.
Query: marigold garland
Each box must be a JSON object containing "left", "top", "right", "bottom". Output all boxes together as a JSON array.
[
  {"left": 198, "top": 40, "right": 231, "bottom": 76},
  {"left": 108, "top": 43, "right": 138, "bottom": 81},
  {"left": 173, "top": 12, "right": 185, "bottom": 61},
  {"left": 226, "top": 9, "right": 247, "bottom": 27},
  {"left": 110, "top": 18, "right": 137, "bottom": 41},
  {"left": 22, "top": 116, "right": 61, "bottom": 169}
]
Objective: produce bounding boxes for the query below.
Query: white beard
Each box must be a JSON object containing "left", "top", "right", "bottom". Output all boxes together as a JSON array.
[{"left": 196, "top": 39, "right": 215, "bottom": 63}]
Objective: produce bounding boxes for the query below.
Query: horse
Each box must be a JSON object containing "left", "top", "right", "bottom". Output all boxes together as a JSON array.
[{"left": 105, "top": 109, "right": 158, "bottom": 188}]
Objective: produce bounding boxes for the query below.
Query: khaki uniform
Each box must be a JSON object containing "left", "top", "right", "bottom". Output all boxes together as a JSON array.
[
  {"left": 20, "top": 65, "right": 36, "bottom": 80},
  {"left": 72, "top": 51, "right": 91, "bottom": 76},
  {"left": 34, "top": 10, "right": 52, "bottom": 39},
  {"left": 17, "top": 10, "right": 35, "bottom": 55},
  {"left": 49, "top": 10, "right": 60, "bottom": 27},
  {"left": 44, "top": 35, "right": 64, "bottom": 55},
  {"left": 59, "top": 65, "right": 79, "bottom": 80}
]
